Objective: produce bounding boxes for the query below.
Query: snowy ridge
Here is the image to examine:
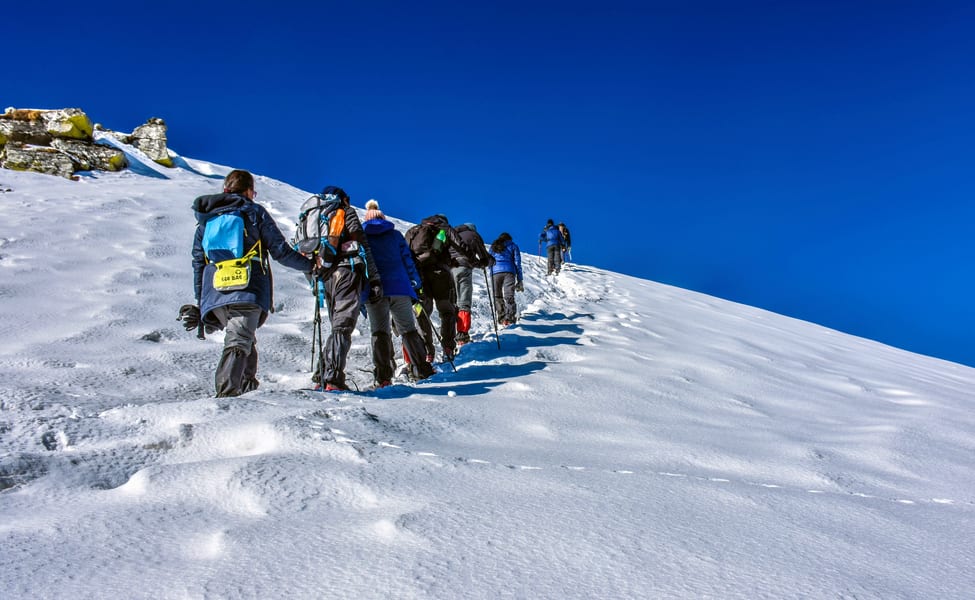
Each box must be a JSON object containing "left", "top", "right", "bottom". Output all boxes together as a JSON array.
[{"left": 1, "top": 152, "right": 974, "bottom": 599}]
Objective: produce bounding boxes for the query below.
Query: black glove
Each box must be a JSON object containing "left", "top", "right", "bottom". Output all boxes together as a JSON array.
[
  {"left": 515, "top": 281, "right": 524, "bottom": 293},
  {"left": 177, "top": 304, "right": 201, "bottom": 331},
  {"left": 368, "top": 282, "right": 384, "bottom": 302}
]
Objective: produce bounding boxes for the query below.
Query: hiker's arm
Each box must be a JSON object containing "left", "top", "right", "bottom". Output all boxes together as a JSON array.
[
  {"left": 400, "top": 236, "right": 422, "bottom": 291},
  {"left": 191, "top": 225, "right": 206, "bottom": 301},
  {"left": 259, "top": 211, "right": 314, "bottom": 272}
]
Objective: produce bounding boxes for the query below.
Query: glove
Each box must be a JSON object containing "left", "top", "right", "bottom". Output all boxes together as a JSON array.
[
  {"left": 515, "top": 281, "right": 524, "bottom": 293},
  {"left": 177, "top": 304, "right": 201, "bottom": 331},
  {"left": 368, "top": 282, "right": 384, "bottom": 302},
  {"left": 414, "top": 287, "right": 425, "bottom": 302}
]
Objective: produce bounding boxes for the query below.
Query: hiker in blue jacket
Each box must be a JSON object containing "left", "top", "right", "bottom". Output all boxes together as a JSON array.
[
  {"left": 186, "top": 169, "right": 316, "bottom": 397},
  {"left": 538, "top": 219, "right": 565, "bottom": 275},
  {"left": 489, "top": 232, "right": 523, "bottom": 326},
  {"left": 360, "top": 200, "right": 435, "bottom": 385}
]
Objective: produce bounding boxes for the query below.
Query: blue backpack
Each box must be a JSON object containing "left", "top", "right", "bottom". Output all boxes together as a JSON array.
[{"left": 202, "top": 209, "right": 261, "bottom": 291}]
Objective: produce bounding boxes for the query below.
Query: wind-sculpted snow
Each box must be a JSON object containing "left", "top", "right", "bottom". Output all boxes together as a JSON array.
[{"left": 1, "top": 152, "right": 974, "bottom": 599}]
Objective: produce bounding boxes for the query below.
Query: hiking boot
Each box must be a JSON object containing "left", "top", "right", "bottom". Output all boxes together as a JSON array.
[
  {"left": 443, "top": 348, "right": 456, "bottom": 362},
  {"left": 425, "top": 354, "right": 435, "bottom": 363},
  {"left": 324, "top": 382, "right": 349, "bottom": 392},
  {"left": 456, "top": 331, "right": 471, "bottom": 344},
  {"left": 375, "top": 380, "right": 392, "bottom": 389}
]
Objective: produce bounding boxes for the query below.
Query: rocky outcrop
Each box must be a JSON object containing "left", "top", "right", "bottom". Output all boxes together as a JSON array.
[
  {"left": 0, "top": 108, "right": 93, "bottom": 145},
  {"left": 1, "top": 143, "right": 77, "bottom": 178},
  {"left": 0, "top": 108, "right": 173, "bottom": 179},
  {"left": 96, "top": 117, "right": 174, "bottom": 167}
]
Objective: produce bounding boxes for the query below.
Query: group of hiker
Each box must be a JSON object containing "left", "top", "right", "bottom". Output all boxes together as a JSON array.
[
  {"left": 538, "top": 219, "right": 571, "bottom": 276},
  {"left": 180, "top": 170, "right": 575, "bottom": 397}
]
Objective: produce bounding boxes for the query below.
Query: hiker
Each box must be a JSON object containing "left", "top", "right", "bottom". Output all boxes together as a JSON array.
[
  {"left": 310, "top": 186, "right": 382, "bottom": 391},
  {"left": 405, "top": 214, "right": 478, "bottom": 363},
  {"left": 361, "top": 200, "right": 435, "bottom": 385},
  {"left": 489, "top": 232, "right": 523, "bottom": 326},
  {"left": 183, "top": 169, "right": 317, "bottom": 397},
  {"left": 558, "top": 222, "right": 572, "bottom": 263},
  {"left": 538, "top": 218, "right": 565, "bottom": 275},
  {"left": 449, "top": 223, "right": 494, "bottom": 346}
]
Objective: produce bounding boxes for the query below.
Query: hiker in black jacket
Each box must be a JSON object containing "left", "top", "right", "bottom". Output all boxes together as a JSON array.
[
  {"left": 558, "top": 222, "right": 572, "bottom": 263},
  {"left": 405, "top": 214, "right": 478, "bottom": 362},
  {"left": 314, "top": 186, "right": 382, "bottom": 391},
  {"left": 449, "top": 223, "right": 494, "bottom": 345}
]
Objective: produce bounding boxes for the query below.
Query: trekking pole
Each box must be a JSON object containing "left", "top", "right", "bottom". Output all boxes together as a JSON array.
[
  {"left": 310, "top": 276, "right": 322, "bottom": 370},
  {"left": 482, "top": 268, "right": 501, "bottom": 350},
  {"left": 414, "top": 302, "right": 456, "bottom": 372}
]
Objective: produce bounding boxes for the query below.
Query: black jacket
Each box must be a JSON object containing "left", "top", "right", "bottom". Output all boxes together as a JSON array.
[{"left": 450, "top": 224, "right": 494, "bottom": 269}]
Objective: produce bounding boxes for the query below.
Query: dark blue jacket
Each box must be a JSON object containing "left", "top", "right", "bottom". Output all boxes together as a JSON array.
[
  {"left": 362, "top": 218, "right": 422, "bottom": 300},
  {"left": 192, "top": 193, "right": 313, "bottom": 327},
  {"left": 490, "top": 240, "right": 523, "bottom": 281},
  {"left": 539, "top": 224, "right": 564, "bottom": 249}
]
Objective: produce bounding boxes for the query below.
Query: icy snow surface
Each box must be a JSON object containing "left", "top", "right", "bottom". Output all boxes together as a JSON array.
[{"left": 0, "top": 146, "right": 973, "bottom": 599}]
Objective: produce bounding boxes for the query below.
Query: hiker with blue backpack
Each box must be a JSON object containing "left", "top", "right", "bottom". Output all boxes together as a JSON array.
[
  {"left": 489, "top": 232, "right": 523, "bottom": 326},
  {"left": 360, "top": 199, "right": 436, "bottom": 386},
  {"left": 538, "top": 219, "right": 566, "bottom": 275},
  {"left": 181, "top": 169, "right": 318, "bottom": 398}
]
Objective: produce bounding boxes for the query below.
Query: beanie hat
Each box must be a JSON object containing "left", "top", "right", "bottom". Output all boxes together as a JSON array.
[
  {"left": 464, "top": 223, "right": 477, "bottom": 232},
  {"left": 322, "top": 185, "right": 349, "bottom": 203},
  {"left": 364, "top": 199, "right": 384, "bottom": 221}
]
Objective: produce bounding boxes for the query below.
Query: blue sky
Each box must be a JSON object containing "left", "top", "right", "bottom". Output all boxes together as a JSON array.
[{"left": 7, "top": 1, "right": 974, "bottom": 367}]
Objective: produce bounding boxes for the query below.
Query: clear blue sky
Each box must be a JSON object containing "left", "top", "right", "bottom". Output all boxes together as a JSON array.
[{"left": 7, "top": 1, "right": 974, "bottom": 367}]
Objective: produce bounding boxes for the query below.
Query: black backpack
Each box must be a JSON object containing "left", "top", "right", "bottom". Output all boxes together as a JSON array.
[{"left": 406, "top": 221, "right": 447, "bottom": 267}]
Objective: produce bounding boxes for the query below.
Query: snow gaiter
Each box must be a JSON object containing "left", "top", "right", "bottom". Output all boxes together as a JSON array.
[
  {"left": 215, "top": 347, "right": 248, "bottom": 397},
  {"left": 457, "top": 310, "right": 471, "bottom": 334}
]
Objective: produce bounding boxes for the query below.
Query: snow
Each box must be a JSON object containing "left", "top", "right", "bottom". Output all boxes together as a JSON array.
[{"left": 1, "top": 146, "right": 973, "bottom": 599}]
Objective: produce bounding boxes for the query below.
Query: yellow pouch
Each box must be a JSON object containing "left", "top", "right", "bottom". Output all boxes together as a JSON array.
[{"left": 212, "top": 244, "right": 260, "bottom": 292}]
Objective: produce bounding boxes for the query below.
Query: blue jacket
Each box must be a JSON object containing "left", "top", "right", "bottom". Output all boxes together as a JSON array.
[
  {"left": 192, "top": 193, "right": 313, "bottom": 327},
  {"left": 363, "top": 218, "right": 422, "bottom": 300},
  {"left": 490, "top": 240, "right": 522, "bottom": 281},
  {"left": 539, "top": 224, "right": 564, "bottom": 249}
]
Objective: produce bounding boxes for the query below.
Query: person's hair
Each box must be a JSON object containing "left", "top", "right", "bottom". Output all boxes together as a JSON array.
[
  {"left": 491, "top": 232, "right": 512, "bottom": 254},
  {"left": 224, "top": 169, "right": 254, "bottom": 194}
]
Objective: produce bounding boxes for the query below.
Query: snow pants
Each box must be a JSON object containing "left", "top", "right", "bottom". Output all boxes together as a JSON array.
[
  {"left": 211, "top": 303, "right": 263, "bottom": 397},
  {"left": 321, "top": 265, "right": 365, "bottom": 388},
  {"left": 492, "top": 272, "right": 518, "bottom": 323},
  {"left": 365, "top": 295, "right": 432, "bottom": 383},
  {"left": 546, "top": 245, "right": 562, "bottom": 275},
  {"left": 451, "top": 265, "right": 474, "bottom": 312},
  {"left": 417, "top": 267, "right": 458, "bottom": 356}
]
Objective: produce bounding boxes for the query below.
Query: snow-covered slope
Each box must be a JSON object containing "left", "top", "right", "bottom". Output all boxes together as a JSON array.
[{"left": 1, "top": 150, "right": 973, "bottom": 599}]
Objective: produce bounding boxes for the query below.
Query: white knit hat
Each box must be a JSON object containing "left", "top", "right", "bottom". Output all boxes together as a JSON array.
[{"left": 364, "top": 199, "right": 384, "bottom": 221}]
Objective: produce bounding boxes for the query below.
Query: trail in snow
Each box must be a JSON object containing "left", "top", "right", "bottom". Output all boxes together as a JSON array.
[{"left": 2, "top": 156, "right": 974, "bottom": 599}]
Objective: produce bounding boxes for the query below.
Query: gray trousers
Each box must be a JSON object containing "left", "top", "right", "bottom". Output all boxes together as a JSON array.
[
  {"left": 451, "top": 266, "right": 474, "bottom": 312},
  {"left": 366, "top": 295, "right": 431, "bottom": 382},
  {"left": 211, "top": 304, "right": 262, "bottom": 397},
  {"left": 546, "top": 245, "right": 562, "bottom": 274},
  {"left": 492, "top": 272, "right": 518, "bottom": 323}
]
